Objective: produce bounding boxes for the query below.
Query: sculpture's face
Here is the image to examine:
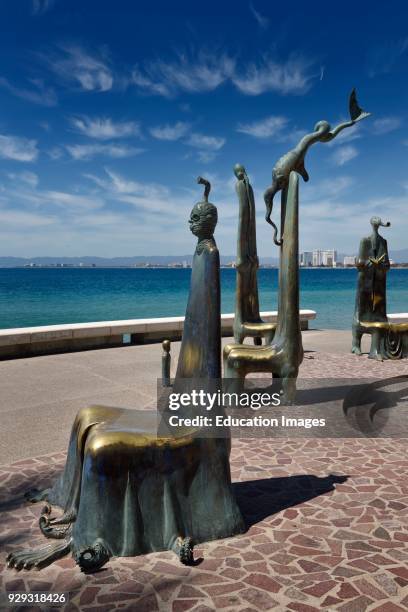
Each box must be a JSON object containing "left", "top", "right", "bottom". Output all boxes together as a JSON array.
[
  {"left": 370, "top": 216, "right": 390, "bottom": 230},
  {"left": 233, "top": 164, "right": 246, "bottom": 181},
  {"left": 189, "top": 203, "right": 217, "bottom": 238}
]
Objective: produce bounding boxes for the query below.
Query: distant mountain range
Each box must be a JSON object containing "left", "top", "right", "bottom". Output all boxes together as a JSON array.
[{"left": 0, "top": 249, "right": 407, "bottom": 267}]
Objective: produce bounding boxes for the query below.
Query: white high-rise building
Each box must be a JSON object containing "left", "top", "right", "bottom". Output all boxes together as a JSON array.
[
  {"left": 344, "top": 256, "right": 356, "bottom": 267},
  {"left": 300, "top": 251, "right": 313, "bottom": 266},
  {"left": 312, "top": 249, "right": 337, "bottom": 267}
]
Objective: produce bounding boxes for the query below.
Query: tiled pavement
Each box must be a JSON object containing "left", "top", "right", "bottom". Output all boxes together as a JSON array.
[{"left": 1, "top": 351, "right": 408, "bottom": 611}]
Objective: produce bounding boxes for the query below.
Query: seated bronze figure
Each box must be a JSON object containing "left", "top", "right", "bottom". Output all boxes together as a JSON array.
[
  {"left": 352, "top": 217, "right": 408, "bottom": 359},
  {"left": 233, "top": 164, "right": 276, "bottom": 346},
  {"left": 7, "top": 178, "right": 245, "bottom": 572}
]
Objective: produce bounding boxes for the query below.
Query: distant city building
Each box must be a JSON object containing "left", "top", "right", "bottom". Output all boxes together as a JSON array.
[
  {"left": 312, "top": 249, "right": 337, "bottom": 267},
  {"left": 300, "top": 251, "right": 313, "bottom": 267},
  {"left": 343, "top": 255, "right": 356, "bottom": 267}
]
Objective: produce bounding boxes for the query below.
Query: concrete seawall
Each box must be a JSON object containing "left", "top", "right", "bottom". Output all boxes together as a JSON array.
[{"left": 0, "top": 310, "right": 317, "bottom": 359}]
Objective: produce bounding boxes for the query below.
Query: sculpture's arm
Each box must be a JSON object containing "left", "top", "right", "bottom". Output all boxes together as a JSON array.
[
  {"left": 381, "top": 241, "right": 391, "bottom": 269},
  {"left": 319, "top": 120, "right": 355, "bottom": 142},
  {"left": 295, "top": 127, "right": 328, "bottom": 153},
  {"left": 356, "top": 239, "right": 372, "bottom": 269}
]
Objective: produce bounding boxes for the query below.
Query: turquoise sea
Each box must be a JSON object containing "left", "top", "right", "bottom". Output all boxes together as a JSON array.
[{"left": 0, "top": 268, "right": 408, "bottom": 330}]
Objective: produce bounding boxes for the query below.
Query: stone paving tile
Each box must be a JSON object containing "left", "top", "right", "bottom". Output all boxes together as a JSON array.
[{"left": 1, "top": 352, "right": 408, "bottom": 611}]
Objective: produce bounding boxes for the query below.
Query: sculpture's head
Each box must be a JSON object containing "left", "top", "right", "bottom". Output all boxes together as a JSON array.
[
  {"left": 370, "top": 216, "right": 391, "bottom": 230},
  {"left": 189, "top": 201, "right": 218, "bottom": 239},
  {"left": 314, "top": 120, "right": 330, "bottom": 135},
  {"left": 233, "top": 163, "right": 247, "bottom": 181}
]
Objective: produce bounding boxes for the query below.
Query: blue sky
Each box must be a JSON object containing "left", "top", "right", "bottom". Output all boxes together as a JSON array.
[{"left": 0, "top": 0, "right": 407, "bottom": 257}]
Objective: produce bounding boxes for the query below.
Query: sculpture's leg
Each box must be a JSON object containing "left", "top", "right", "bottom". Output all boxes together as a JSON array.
[
  {"left": 265, "top": 329, "right": 275, "bottom": 345},
  {"left": 271, "top": 372, "right": 282, "bottom": 394},
  {"left": 73, "top": 539, "right": 111, "bottom": 573},
  {"left": 233, "top": 329, "right": 245, "bottom": 344},
  {"left": 39, "top": 504, "right": 76, "bottom": 539},
  {"left": 223, "top": 357, "right": 245, "bottom": 396},
  {"left": 368, "top": 329, "right": 384, "bottom": 361},
  {"left": 6, "top": 538, "right": 72, "bottom": 571},
  {"left": 281, "top": 377, "right": 297, "bottom": 405},
  {"left": 254, "top": 336, "right": 262, "bottom": 346},
  {"left": 351, "top": 327, "right": 363, "bottom": 355},
  {"left": 171, "top": 536, "right": 195, "bottom": 565}
]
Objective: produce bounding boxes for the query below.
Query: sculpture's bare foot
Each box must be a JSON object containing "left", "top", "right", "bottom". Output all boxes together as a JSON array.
[
  {"left": 6, "top": 538, "right": 72, "bottom": 571},
  {"left": 24, "top": 488, "right": 50, "bottom": 503},
  {"left": 73, "top": 540, "right": 110, "bottom": 573},
  {"left": 173, "top": 536, "right": 195, "bottom": 565},
  {"left": 351, "top": 346, "right": 362, "bottom": 356},
  {"left": 39, "top": 504, "right": 76, "bottom": 539}
]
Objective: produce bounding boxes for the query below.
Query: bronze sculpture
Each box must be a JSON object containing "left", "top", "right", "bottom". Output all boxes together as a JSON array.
[
  {"left": 224, "top": 171, "right": 303, "bottom": 403},
  {"left": 233, "top": 163, "right": 276, "bottom": 345},
  {"left": 351, "top": 218, "right": 408, "bottom": 360},
  {"left": 352, "top": 216, "right": 391, "bottom": 359},
  {"left": 265, "top": 89, "right": 371, "bottom": 245},
  {"left": 7, "top": 177, "right": 245, "bottom": 573}
]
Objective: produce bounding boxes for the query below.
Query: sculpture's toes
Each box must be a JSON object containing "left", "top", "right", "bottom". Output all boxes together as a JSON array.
[
  {"left": 39, "top": 504, "right": 76, "bottom": 539},
  {"left": 351, "top": 347, "right": 362, "bottom": 356},
  {"left": 7, "top": 539, "right": 72, "bottom": 571},
  {"left": 173, "top": 536, "right": 195, "bottom": 566},
  {"left": 24, "top": 488, "right": 50, "bottom": 503},
  {"left": 74, "top": 540, "right": 110, "bottom": 573}
]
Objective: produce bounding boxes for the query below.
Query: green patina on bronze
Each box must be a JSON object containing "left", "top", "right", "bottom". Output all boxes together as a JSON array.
[
  {"left": 233, "top": 164, "right": 276, "bottom": 346},
  {"left": 352, "top": 217, "right": 408, "bottom": 360},
  {"left": 224, "top": 171, "right": 303, "bottom": 404},
  {"left": 7, "top": 177, "right": 245, "bottom": 573},
  {"left": 264, "top": 89, "right": 371, "bottom": 245}
]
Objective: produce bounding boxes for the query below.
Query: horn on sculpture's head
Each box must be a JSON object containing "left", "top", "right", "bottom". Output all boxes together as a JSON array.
[{"left": 197, "top": 176, "right": 211, "bottom": 202}]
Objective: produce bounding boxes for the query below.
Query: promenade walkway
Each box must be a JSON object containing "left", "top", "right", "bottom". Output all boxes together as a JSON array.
[{"left": 1, "top": 330, "right": 408, "bottom": 611}]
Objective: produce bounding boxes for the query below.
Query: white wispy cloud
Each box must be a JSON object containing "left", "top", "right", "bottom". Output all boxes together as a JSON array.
[
  {"left": 42, "top": 190, "right": 102, "bottom": 210},
  {"left": 187, "top": 133, "right": 225, "bottom": 151},
  {"left": 372, "top": 116, "right": 401, "bottom": 135},
  {"left": 149, "top": 121, "right": 190, "bottom": 141},
  {"left": 132, "top": 50, "right": 315, "bottom": 97},
  {"left": 0, "top": 77, "right": 57, "bottom": 106},
  {"left": 104, "top": 169, "right": 169, "bottom": 200},
  {"left": 47, "top": 147, "right": 64, "bottom": 160},
  {"left": 7, "top": 171, "right": 39, "bottom": 187},
  {"left": 186, "top": 132, "right": 226, "bottom": 162},
  {"left": 237, "top": 115, "right": 288, "bottom": 138},
  {"left": 32, "top": 0, "right": 56, "bottom": 15},
  {"left": 367, "top": 37, "right": 408, "bottom": 77},
  {"left": 132, "top": 51, "right": 234, "bottom": 98},
  {"left": 70, "top": 116, "right": 141, "bottom": 139},
  {"left": 0, "top": 208, "right": 54, "bottom": 228},
  {"left": 232, "top": 55, "right": 315, "bottom": 95},
  {"left": 49, "top": 45, "right": 113, "bottom": 92},
  {"left": 330, "top": 145, "right": 358, "bottom": 166},
  {"left": 0, "top": 134, "right": 39, "bottom": 162},
  {"left": 66, "top": 143, "right": 144, "bottom": 160},
  {"left": 249, "top": 3, "right": 269, "bottom": 29}
]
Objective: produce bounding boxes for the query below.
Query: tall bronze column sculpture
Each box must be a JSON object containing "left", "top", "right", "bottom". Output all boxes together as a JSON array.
[
  {"left": 224, "top": 172, "right": 303, "bottom": 403},
  {"left": 7, "top": 177, "right": 244, "bottom": 573},
  {"left": 233, "top": 164, "right": 276, "bottom": 345},
  {"left": 224, "top": 90, "right": 371, "bottom": 402}
]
